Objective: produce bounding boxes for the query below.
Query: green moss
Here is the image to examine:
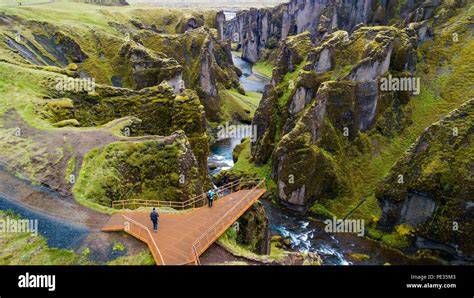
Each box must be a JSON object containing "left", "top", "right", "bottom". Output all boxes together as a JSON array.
[
  {"left": 217, "top": 228, "right": 257, "bottom": 258},
  {"left": 253, "top": 61, "right": 273, "bottom": 78},
  {"left": 218, "top": 87, "right": 262, "bottom": 123},
  {"left": 65, "top": 155, "right": 76, "bottom": 182},
  {"left": 218, "top": 226, "right": 286, "bottom": 261},
  {"left": 381, "top": 233, "right": 411, "bottom": 250},
  {"left": 232, "top": 138, "right": 249, "bottom": 162},
  {"left": 275, "top": 62, "right": 306, "bottom": 109},
  {"left": 232, "top": 140, "right": 271, "bottom": 179},
  {"left": 73, "top": 136, "right": 203, "bottom": 208},
  {"left": 54, "top": 119, "right": 80, "bottom": 127},
  {"left": 0, "top": 211, "right": 92, "bottom": 265},
  {"left": 366, "top": 228, "right": 384, "bottom": 240},
  {"left": 236, "top": 202, "right": 269, "bottom": 254},
  {"left": 348, "top": 253, "right": 370, "bottom": 261},
  {"left": 107, "top": 250, "right": 155, "bottom": 265},
  {"left": 112, "top": 241, "right": 125, "bottom": 252},
  {"left": 316, "top": 7, "right": 474, "bottom": 217},
  {"left": 309, "top": 203, "right": 336, "bottom": 218}
]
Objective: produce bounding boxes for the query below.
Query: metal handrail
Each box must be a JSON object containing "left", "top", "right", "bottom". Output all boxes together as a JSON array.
[
  {"left": 191, "top": 179, "right": 266, "bottom": 265},
  {"left": 111, "top": 178, "right": 262, "bottom": 210},
  {"left": 122, "top": 215, "right": 165, "bottom": 265}
]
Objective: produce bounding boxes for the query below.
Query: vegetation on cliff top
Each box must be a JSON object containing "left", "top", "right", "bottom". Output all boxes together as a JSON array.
[{"left": 73, "top": 135, "right": 203, "bottom": 207}]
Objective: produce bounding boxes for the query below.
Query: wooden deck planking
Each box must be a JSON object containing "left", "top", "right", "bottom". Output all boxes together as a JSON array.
[{"left": 102, "top": 188, "right": 266, "bottom": 265}]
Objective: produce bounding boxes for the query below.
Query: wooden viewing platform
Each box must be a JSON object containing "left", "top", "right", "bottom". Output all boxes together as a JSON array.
[{"left": 102, "top": 179, "right": 266, "bottom": 265}]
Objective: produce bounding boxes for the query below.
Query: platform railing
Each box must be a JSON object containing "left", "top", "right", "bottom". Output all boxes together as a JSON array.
[
  {"left": 122, "top": 215, "right": 165, "bottom": 265},
  {"left": 111, "top": 178, "right": 262, "bottom": 210},
  {"left": 191, "top": 179, "right": 266, "bottom": 265}
]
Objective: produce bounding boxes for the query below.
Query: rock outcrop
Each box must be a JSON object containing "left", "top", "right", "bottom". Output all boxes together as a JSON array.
[
  {"left": 44, "top": 81, "right": 211, "bottom": 190},
  {"left": 376, "top": 99, "right": 474, "bottom": 259},
  {"left": 1, "top": 12, "right": 240, "bottom": 122},
  {"left": 251, "top": 25, "right": 418, "bottom": 209},
  {"left": 118, "top": 42, "right": 183, "bottom": 91},
  {"left": 74, "top": 131, "right": 205, "bottom": 206},
  {"left": 236, "top": 201, "right": 271, "bottom": 255},
  {"left": 137, "top": 28, "right": 241, "bottom": 121},
  {"left": 222, "top": 0, "right": 442, "bottom": 63},
  {"left": 212, "top": 170, "right": 271, "bottom": 255}
]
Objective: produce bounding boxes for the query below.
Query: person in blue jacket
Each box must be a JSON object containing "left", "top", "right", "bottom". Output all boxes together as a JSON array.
[{"left": 207, "top": 189, "right": 215, "bottom": 208}]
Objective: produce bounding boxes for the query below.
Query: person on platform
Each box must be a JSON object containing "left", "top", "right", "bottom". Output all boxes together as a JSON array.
[
  {"left": 150, "top": 208, "right": 159, "bottom": 233},
  {"left": 207, "top": 189, "right": 215, "bottom": 208}
]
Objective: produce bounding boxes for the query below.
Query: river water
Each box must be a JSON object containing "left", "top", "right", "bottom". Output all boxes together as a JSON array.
[
  {"left": 231, "top": 52, "right": 269, "bottom": 93},
  {"left": 208, "top": 53, "right": 441, "bottom": 265},
  {"left": 208, "top": 53, "right": 269, "bottom": 175}
]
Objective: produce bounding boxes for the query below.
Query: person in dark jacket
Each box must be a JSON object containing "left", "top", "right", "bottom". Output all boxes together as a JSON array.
[{"left": 150, "top": 208, "right": 159, "bottom": 233}]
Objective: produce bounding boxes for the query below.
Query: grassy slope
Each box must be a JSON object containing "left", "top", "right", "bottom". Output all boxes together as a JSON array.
[
  {"left": 0, "top": 1, "right": 202, "bottom": 31},
  {"left": 0, "top": 1, "right": 218, "bottom": 86},
  {"left": 217, "top": 227, "right": 286, "bottom": 262},
  {"left": 253, "top": 61, "right": 273, "bottom": 78},
  {"left": 0, "top": 211, "right": 92, "bottom": 265},
  {"left": 220, "top": 88, "right": 262, "bottom": 122},
  {"left": 232, "top": 140, "right": 271, "bottom": 178},
  {"left": 0, "top": 62, "right": 53, "bottom": 128},
  {"left": 0, "top": 1, "right": 271, "bottom": 266},
  {"left": 0, "top": 0, "right": 48, "bottom": 7}
]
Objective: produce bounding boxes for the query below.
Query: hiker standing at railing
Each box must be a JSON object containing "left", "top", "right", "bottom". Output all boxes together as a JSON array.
[
  {"left": 207, "top": 189, "right": 215, "bottom": 208},
  {"left": 150, "top": 208, "right": 159, "bottom": 233}
]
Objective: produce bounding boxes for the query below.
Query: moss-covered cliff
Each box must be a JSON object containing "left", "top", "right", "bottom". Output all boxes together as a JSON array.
[
  {"left": 74, "top": 131, "right": 205, "bottom": 206},
  {"left": 217, "top": 0, "right": 474, "bottom": 261},
  {"left": 250, "top": 24, "right": 418, "bottom": 210},
  {"left": 376, "top": 99, "right": 473, "bottom": 257},
  {"left": 0, "top": 2, "right": 240, "bottom": 122}
]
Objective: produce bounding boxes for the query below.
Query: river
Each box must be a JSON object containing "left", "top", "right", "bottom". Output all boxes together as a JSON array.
[
  {"left": 208, "top": 52, "right": 441, "bottom": 265},
  {"left": 208, "top": 52, "right": 269, "bottom": 175},
  {"left": 231, "top": 51, "right": 269, "bottom": 93}
]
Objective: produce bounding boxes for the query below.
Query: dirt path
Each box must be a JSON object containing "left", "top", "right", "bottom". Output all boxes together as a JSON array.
[
  {"left": 1, "top": 110, "right": 169, "bottom": 196},
  {"left": 0, "top": 165, "right": 149, "bottom": 262},
  {"left": 0, "top": 111, "right": 162, "bottom": 262}
]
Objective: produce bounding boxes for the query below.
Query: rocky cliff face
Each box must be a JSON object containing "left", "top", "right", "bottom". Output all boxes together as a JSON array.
[
  {"left": 251, "top": 25, "right": 418, "bottom": 209},
  {"left": 242, "top": 0, "right": 473, "bottom": 261},
  {"left": 44, "top": 81, "right": 212, "bottom": 189},
  {"left": 237, "top": 201, "right": 270, "bottom": 255},
  {"left": 376, "top": 99, "right": 474, "bottom": 258},
  {"left": 1, "top": 11, "right": 240, "bottom": 122},
  {"left": 221, "top": 0, "right": 444, "bottom": 63},
  {"left": 137, "top": 27, "right": 241, "bottom": 121}
]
